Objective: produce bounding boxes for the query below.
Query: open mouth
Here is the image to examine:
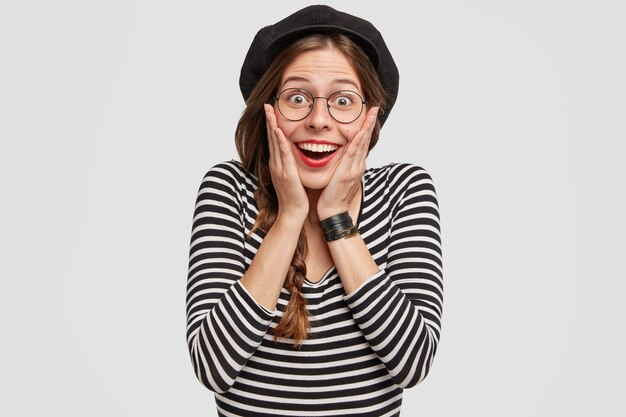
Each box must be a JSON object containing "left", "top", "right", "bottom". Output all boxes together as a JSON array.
[{"left": 297, "top": 143, "right": 340, "bottom": 160}]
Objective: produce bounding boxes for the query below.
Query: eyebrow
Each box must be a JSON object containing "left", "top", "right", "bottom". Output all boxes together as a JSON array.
[{"left": 281, "top": 76, "right": 361, "bottom": 91}]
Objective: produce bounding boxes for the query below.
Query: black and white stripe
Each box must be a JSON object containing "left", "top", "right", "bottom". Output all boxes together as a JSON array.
[{"left": 186, "top": 160, "right": 443, "bottom": 416}]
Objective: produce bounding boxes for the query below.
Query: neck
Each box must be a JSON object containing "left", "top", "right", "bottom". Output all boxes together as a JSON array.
[{"left": 304, "top": 187, "right": 323, "bottom": 230}]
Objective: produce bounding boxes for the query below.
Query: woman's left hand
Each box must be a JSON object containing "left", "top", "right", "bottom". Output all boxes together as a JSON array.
[{"left": 317, "top": 106, "right": 379, "bottom": 221}]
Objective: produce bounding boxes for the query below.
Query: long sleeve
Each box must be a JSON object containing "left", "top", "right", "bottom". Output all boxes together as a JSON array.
[
  {"left": 344, "top": 163, "right": 443, "bottom": 388},
  {"left": 186, "top": 161, "right": 275, "bottom": 393}
]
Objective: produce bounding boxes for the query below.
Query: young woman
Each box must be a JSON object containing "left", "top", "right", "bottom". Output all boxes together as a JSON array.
[{"left": 186, "top": 5, "right": 443, "bottom": 416}]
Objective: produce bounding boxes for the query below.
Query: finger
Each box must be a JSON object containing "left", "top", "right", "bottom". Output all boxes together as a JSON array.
[
  {"left": 329, "top": 131, "right": 362, "bottom": 183},
  {"left": 361, "top": 106, "right": 379, "bottom": 137},
  {"left": 333, "top": 131, "right": 360, "bottom": 175},
  {"left": 266, "top": 104, "right": 298, "bottom": 175},
  {"left": 267, "top": 105, "right": 293, "bottom": 160},
  {"left": 332, "top": 106, "right": 379, "bottom": 178},
  {"left": 345, "top": 106, "right": 377, "bottom": 159},
  {"left": 344, "top": 132, "right": 365, "bottom": 160},
  {"left": 264, "top": 104, "right": 282, "bottom": 170},
  {"left": 359, "top": 110, "right": 376, "bottom": 152},
  {"left": 274, "top": 124, "right": 296, "bottom": 167},
  {"left": 355, "top": 106, "right": 378, "bottom": 161},
  {"left": 357, "top": 130, "right": 371, "bottom": 160}
]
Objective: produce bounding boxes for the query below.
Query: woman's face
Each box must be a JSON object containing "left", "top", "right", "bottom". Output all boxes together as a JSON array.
[{"left": 274, "top": 48, "right": 367, "bottom": 190}]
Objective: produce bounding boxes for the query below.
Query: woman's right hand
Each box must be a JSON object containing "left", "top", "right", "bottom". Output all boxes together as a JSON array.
[{"left": 264, "top": 104, "right": 309, "bottom": 223}]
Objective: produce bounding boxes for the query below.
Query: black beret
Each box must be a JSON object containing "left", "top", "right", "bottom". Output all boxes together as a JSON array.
[{"left": 239, "top": 4, "right": 399, "bottom": 126}]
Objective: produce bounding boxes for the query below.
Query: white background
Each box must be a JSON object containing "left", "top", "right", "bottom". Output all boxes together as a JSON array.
[{"left": 1, "top": 0, "right": 624, "bottom": 415}]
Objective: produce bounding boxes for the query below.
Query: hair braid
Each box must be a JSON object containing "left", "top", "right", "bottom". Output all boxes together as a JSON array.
[
  {"left": 273, "top": 230, "right": 309, "bottom": 347},
  {"left": 250, "top": 166, "right": 311, "bottom": 346}
]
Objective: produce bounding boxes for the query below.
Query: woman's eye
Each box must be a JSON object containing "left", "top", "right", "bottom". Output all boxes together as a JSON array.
[
  {"left": 288, "top": 94, "right": 308, "bottom": 105},
  {"left": 333, "top": 95, "right": 354, "bottom": 107}
]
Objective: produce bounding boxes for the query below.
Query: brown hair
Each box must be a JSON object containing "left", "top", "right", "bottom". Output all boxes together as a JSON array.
[{"left": 235, "top": 33, "right": 387, "bottom": 347}]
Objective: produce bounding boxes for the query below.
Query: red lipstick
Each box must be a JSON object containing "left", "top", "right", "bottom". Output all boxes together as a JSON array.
[{"left": 294, "top": 140, "right": 342, "bottom": 168}]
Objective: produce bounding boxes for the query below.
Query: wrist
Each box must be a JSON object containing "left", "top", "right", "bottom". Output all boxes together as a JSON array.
[
  {"left": 317, "top": 207, "right": 349, "bottom": 222},
  {"left": 275, "top": 212, "right": 306, "bottom": 231},
  {"left": 319, "top": 212, "right": 360, "bottom": 242}
]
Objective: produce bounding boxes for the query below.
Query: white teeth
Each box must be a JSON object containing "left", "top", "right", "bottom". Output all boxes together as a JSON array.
[{"left": 297, "top": 143, "right": 339, "bottom": 152}]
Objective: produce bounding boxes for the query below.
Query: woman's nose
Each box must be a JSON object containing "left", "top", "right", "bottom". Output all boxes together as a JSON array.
[{"left": 306, "top": 98, "right": 332, "bottom": 129}]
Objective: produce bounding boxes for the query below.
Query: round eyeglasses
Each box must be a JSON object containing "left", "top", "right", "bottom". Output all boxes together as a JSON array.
[{"left": 272, "top": 88, "right": 367, "bottom": 124}]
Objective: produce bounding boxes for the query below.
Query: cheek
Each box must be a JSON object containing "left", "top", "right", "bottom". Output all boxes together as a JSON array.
[
  {"left": 276, "top": 119, "right": 294, "bottom": 138},
  {"left": 343, "top": 117, "right": 364, "bottom": 138}
]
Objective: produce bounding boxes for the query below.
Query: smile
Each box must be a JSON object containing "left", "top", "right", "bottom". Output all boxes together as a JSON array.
[{"left": 295, "top": 141, "right": 341, "bottom": 168}]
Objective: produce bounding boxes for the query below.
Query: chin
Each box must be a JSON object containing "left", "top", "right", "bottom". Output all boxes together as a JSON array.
[{"left": 298, "top": 170, "right": 332, "bottom": 190}]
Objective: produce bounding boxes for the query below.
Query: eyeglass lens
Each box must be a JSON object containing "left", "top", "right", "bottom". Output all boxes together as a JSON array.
[{"left": 276, "top": 88, "right": 364, "bottom": 123}]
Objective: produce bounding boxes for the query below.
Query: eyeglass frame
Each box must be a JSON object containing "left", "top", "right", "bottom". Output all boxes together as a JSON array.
[{"left": 271, "top": 88, "right": 368, "bottom": 124}]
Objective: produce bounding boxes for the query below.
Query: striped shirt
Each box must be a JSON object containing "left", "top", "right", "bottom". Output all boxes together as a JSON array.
[{"left": 186, "top": 160, "right": 443, "bottom": 416}]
